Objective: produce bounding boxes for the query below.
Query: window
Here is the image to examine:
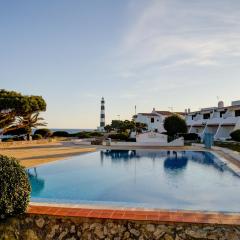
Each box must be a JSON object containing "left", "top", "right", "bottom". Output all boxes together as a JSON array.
[
  {"left": 151, "top": 118, "right": 154, "bottom": 123},
  {"left": 220, "top": 111, "right": 226, "bottom": 118},
  {"left": 203, "top": 113, "right": 210, "bottom": 119},
  {"left": 235, "top": 110, "right": 240, "bottom": 117}
]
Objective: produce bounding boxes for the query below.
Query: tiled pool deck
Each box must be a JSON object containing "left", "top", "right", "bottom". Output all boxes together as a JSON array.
[{"left": 28, "top": 205, "right": 240, "bottom": 225}]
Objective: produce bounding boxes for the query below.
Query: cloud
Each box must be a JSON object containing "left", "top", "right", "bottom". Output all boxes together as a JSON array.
[{"left": 115, "top": 0, "right": 240, "bottom": 73}]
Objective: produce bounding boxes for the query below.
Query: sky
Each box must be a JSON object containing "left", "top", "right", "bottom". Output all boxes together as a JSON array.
[{"left": 1, "top": 0, "right": 240, "bottom": 128}]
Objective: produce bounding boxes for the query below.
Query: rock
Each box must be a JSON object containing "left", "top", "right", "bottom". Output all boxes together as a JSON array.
[
  {"left": 153, "top": 228, "right": 166, "bottom": 239},
  {"left": 175, "top": 235, "right": 184, "bottom": 240},
  {"left": 83, "top": 223, "right": 90, "bottom": 230},
  {"left": 35, "top": 218, "right": 45, "bottom": 228},
  {"left": 58, "top": 229, "right": 68, "bottom": 240},
  {"left": 94, "top": 227, "right": 105, "bottom": 239},
  {"left": 123, "top": 231, "right": 131, "bottom": 239},
  {"left": 70, "top": 225, "right": 76, "bottom": 233},
  {"left": 90, "top": 223, "right": 102, "bottom": 230},
  {"left": 66, "top": 237, "right": 76, "bottom": 240},
  {"left": 23, "top": 229, "right": 39, "bottom": 240},
  {"left": 130, "top": 228, "right": 140, "bottom": 237},
  {"left": 164, "top": 234, "right": 174, "bottom": 240},
  {"left": 110, "top": 225, "right": 118, "bottom": 235},
  {"left": 207, "top": 235, "right": 218, "bottom": 240},
  {"left": 146, "top": 224, "right": 155, "bottom": 232},
  {"left": 103, "top": 226, "right": 108, "bottom": 235},
  {"left": 77, "top": 231, "right": 82, "bottom": 237},
  {"left": 25, "top": 217, "right": 33, "bottom": 224},
  {"left": 46, "top": 224, "right": 59, "bottom": 240},
  {"left": 185, "top": 229, "right": 207, "bottom": 239}
]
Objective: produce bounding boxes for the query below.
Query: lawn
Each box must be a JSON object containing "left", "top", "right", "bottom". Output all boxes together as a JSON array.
[{"left": 214, "top": 141, "right": 240, "bottom": 153}]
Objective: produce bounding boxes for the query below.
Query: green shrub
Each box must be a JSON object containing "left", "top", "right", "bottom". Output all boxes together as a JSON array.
[
  {"left": 230, "top": 130, "right": 240, "bottom": 142},
  {"left": 52, "top": 131, "right": 69, "bottom": 137},
  {"left": 178, "top": 133, "right": 200, "bottom": 141},
  {"left": 34, "top": 128, "right": 52, "bottom": 138},
  {"left": 108, "top": 133, "right": 129, "bottom": 141},
  {"left": 89, "top": 132, "right": 103, "bottom": 137},
  {"left": 12, "top": 136, "right": 25, "bottom": 141},
  {"left": 1, "top": 138, "right": 14, "bottom": 142},
  {"left": 0, "top": 155, "right": 31, "bottom": 218},
  {"left": 75, "top": 132, "right": 91, "bottom": 139},
  {"left": 32, "top": 134, "right": 42, "bottom": 140}
]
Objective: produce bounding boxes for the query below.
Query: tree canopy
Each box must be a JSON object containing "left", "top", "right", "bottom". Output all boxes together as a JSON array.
[
  {"left": 0, "top": 89, "right": 47, "bottom": 135},
  {"left": 164, "top": 115, "right": 187, "bottom": 137},
  {"left": 105, "top": 120, "right": 136, "bottom": 133}
]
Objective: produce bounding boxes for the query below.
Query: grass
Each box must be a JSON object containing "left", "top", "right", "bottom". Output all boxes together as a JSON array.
[{"left": 214, "top": 141, "right": 240, "bottom": 153}]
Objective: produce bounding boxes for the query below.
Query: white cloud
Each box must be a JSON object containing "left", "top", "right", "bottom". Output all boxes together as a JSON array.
[{"left": 115, "top": 0, "right": 240, "bottom": 73}]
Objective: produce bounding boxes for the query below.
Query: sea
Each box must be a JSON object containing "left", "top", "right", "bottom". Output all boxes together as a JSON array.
[
  {"left": 49, "top": 129, "right": 95, "bottom": 134},
  {"left": 0, "top": 129, "right": 95, "bottom": 139}
]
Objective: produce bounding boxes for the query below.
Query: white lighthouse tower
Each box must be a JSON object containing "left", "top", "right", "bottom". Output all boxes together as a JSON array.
[{"left": 98, "top": 97, "right": 105, "bottom": 132}]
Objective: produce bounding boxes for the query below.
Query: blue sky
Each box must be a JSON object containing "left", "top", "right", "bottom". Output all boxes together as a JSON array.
[{"left": 1, "top": 0, "right": 240, "bottom": 128}]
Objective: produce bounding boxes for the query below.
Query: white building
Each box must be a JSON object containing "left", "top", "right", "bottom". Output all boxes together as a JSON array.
[
  {"left": 186, "top": 100, "right": 240, "bottom": 140},
  {"left": 133, "top": 108, "right": 185, "bottom": 133}
]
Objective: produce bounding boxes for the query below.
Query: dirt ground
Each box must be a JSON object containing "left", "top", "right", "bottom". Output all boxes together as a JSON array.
[{"left": 0, "top": 141, "right": 96, "bottom": 168}]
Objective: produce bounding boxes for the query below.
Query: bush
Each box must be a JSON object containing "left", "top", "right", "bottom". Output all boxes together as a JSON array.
[
  {"left": 178, "top": 133, "right": 200, "bottom": 141},
  {"left": 108, "top": 133, "right": 129, "bottom": 141},
  {"left": 230, "top": 130, "right": 240, "bottom": 142},
  {"left": 88, "top": 132, "right": 103, "bottom": 137},
  {"left": 52, "top": 131, "right": 69, "bottom": 137},
  {"left": 75, "top": 132, "right": 91, "bottom": 139},
  {"left": 34, "top": 128, "right": 52, "bottom": 138},
  {"left": 12, "top": 136, "right": 25, "bottom": 141},
  {"left": 32, "top": 134, "right": 42, "bottom": 140},
  {"left": 164, "top": 115, "right": 187, "bottom": 137},
  {"left": 0, "top": 155, "right": 31, "bottom": 218},
  {"left": 1, "top": 138, "right": 14, "bottom": 142}
]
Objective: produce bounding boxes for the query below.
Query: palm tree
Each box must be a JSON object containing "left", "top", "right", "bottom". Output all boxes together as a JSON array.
[{"left": 15, "top": 112, "right": 47, "bottom": 140}]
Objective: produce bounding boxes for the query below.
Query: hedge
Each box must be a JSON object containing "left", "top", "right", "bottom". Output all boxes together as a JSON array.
[
  {"left": 0, "top": 155, "right": 31, "bottom": 218},
  {"left": 34, "top": 128, "right": 52, "bottom": 138},
  {"left": 52, "top": 131, "right": 69, "bottom": 137},
  {"left": 230, "top": 130, "right": 240, "bottom": 142},
  {"left": 108, "top": 133, "right": 129, "bottom": 141},
  {"left": 178, "top": 133, "right": 200, "bottom": 141},
  {"left": 32, "top": 134, "right": 42, "bottom": 140}
]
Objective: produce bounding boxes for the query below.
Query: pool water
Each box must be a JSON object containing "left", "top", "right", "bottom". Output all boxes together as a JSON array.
[{"left": 28, "top": 150, "right": 240, "bottom": 212}]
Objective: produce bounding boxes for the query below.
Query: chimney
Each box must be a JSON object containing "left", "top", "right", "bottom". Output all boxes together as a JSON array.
[{"left": 218, "top": 101, "right": 224, "bottom": 108}]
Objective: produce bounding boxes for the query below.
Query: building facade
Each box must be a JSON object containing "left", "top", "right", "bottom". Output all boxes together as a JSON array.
[
  {"left": 133, "top": 108, "right": 185, "bottom": 133},
  {"left": 186, "top": 100, "right": 240, "bottom": 140}
]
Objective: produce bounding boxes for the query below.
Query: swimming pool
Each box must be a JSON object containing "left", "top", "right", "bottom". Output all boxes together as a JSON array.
[{"left": 28, "top": 150, "right": 240, "bottom": 212}]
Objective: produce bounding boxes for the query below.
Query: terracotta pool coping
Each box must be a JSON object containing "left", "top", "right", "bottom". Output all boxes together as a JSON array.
[{"left": 27, "top": 205, "right": 240, "bottom": 226}]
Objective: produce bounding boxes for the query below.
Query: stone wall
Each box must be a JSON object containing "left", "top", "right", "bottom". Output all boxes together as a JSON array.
[{"left": 0, "top": 214, "right": 240, "bottom": 240}]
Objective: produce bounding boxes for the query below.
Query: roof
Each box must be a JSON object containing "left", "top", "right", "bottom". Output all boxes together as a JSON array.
[
  {"left": 138, "top": 113, "right": 159, "bottom": 117},
  {"left": 187, "top": 104, "right": 240, "bottom": 115},
  {"left": 155, "top": 111, "right": 172, "bottom": 116},
  {"left": 155, "top": 111, "right": 186, "bottom": 116}
]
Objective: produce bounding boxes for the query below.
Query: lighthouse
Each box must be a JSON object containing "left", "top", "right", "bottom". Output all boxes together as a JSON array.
[{"left": 99, "top": 97, "right": 105, "bottom": 132}]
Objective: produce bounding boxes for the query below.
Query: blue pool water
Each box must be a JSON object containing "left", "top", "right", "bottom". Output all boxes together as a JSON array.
[{"left": 28, "top": 150, "right": 240, "bottom": 212}]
